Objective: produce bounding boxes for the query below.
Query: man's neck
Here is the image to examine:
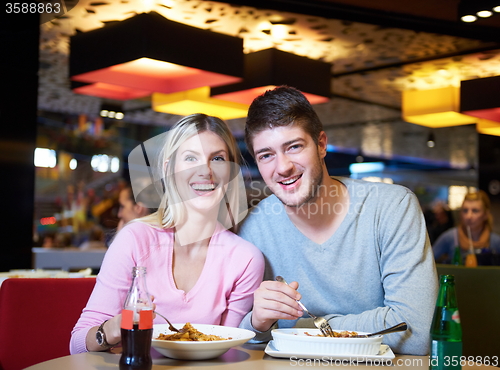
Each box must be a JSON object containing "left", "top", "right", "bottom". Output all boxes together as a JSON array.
[{"left": 285, "top": 175, "right": 350, "bottom": 244}]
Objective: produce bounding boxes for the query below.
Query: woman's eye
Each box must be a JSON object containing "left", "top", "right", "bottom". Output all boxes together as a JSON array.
[
  {"left": 212, "top": 156, "right": 225, "bottom": 161},
  {"left": 185, "top": 156, "right": 196, "bottom": 162}
]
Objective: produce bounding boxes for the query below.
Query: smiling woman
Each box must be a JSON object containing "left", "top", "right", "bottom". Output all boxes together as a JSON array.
[
  {"left": 173, "top": 130, "right": 232, "bottom": 237},
  {"left": 433, "top": 190, "right": 500, "bottom": 265},
  {"left": 69, "top": 114, "right": 265, "bottom": 355}
]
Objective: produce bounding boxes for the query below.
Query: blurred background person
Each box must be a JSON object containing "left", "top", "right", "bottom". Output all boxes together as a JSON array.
[
  {"left": 116, "top": 185, "right": 153, "bottom": 231},
  {"left": 427, "top": 201, "right": 454, "bottom": 245},
  {"left": 40, "top": 233, "right": 56, "bottom": 249},
  {"left": 79, "top": 225, "right": 107, "bottom": 251},
  {"left": 433, "top": 190, "right": 500, "bottom": 265},
  {"left": 54, "top": 232, "right": 75, "bottom": 249}
]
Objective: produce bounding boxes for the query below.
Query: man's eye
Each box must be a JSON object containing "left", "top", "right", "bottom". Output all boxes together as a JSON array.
[
  {"left": 289, "top": 144, "right": 302, "bottom": 151},
  {"left": 258, "top": 153, "right": 272, "bottom": 162}
]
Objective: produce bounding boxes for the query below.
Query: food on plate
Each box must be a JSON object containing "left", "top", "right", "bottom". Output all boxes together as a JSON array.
[
  {"left": 156, "top": 323, "right": 230, "bottom": 341},
  {"left": 303, "top": 330, "right": 358, "bottom": 338}
]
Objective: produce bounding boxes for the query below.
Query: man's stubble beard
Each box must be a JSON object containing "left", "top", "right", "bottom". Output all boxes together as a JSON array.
[{"left": 275, "top": 156, "right": 324, "bottom": 209}]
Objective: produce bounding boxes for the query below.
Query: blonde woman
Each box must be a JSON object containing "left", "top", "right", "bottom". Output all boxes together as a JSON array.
[
  {"left": 433, "top": 190, "right": 500, "bottom": 264},
  {"left": 70, "top": 114, "right": 264, "bottom": 354}
]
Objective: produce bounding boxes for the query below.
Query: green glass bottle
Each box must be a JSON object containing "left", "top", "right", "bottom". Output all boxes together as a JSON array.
[
  {"left": 429, "top": 275, "right": 462, "bottom": 370},
  {"left": 451, "top": 246, "right": 462, "bottom": 265}
]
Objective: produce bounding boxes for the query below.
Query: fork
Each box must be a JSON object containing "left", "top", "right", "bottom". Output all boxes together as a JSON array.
[
  {"left": 154, "top": 311, "right": 181, "bottom": 333},
  {"left": 351, "top": 322, "right": 407, "bottom": 338},
  {"left": 275, "top": 276, "right": 335, "bottom": 337}
]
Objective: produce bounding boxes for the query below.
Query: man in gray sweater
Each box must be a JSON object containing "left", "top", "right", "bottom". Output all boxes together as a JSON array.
[{"left": 238, "top": 86, "right": 438, "bottom": 355}]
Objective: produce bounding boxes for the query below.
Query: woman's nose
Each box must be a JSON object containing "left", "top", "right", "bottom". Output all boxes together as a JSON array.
[{"left": 197, "top": 163, "right": 212, "bottom": 177}]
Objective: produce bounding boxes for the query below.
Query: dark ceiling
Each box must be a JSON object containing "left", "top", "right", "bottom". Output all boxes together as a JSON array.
[{"left": 227, "top": 0, "right": 500, "bottom": 41}]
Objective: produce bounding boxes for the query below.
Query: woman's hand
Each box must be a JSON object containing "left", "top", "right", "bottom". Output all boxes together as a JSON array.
[
  {"left": 86, "top": 296, "right": 155, "bottom": 352},
  {"left": 103, "top": 314, "right": 122, "bottom": 345},
  {"left": 85, "top": 314, "right": 122, "bottom": 352}
]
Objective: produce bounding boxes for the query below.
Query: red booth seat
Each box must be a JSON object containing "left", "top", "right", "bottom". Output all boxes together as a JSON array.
[{"left": 0, "top": 277, "right": 96, "bottom": 370}]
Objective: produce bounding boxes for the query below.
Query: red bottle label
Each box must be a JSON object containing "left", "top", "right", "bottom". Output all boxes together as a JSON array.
[
  {"left": 139, "top": 310, "right": 153, "bottom": 329},
  {"left": 121, "top": 309, "right": 134, "bottom": 330},
  {"left": 121, "top": 309, "right": 153, "bottom": 329}
]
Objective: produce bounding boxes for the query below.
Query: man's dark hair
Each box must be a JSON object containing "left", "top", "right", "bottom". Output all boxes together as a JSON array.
[
  {"left": 244, "top": 86, "right": 324, "bottom": 156},
  {"left": 123, "top": 185, "right": 157, "bottom": 214}
]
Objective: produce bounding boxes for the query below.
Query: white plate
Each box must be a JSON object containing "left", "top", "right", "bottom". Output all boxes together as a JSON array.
[
  {"left": 152, "top": 323, "right": 255, "bottom": 360},
  {"left": 265, "top": 341, "right": 395, "bottom": 362},
  {"left": 271, "top": 328, "right": 383, "bottom": 356}
]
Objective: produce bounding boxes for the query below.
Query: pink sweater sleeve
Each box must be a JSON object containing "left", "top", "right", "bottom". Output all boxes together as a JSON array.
[
  {"left": 70, "top": 226, "right": 141, "bottom": 354},
  {"left": 218, "top": 234, "right": 265, "bottom": 327}
]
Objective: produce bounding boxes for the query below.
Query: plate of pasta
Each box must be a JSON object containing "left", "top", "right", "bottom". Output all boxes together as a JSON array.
[{"left": 151, "top": 323, "right": 255, "bottom": 360}]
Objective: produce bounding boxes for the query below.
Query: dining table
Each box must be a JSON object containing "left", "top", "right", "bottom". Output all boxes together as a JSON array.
[{"left": 24, "top": 343, "right": 497, "bottom": 369}]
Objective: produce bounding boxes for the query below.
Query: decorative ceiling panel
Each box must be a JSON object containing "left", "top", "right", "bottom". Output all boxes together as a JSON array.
[
  {"left": 333, "top": 49, "right": 500, "bottom": 107},
  {"left": 38, "top": 0, "right": 500, "bottom": 124}
]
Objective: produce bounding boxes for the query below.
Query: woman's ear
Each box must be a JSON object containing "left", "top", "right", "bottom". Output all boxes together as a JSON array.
[{"left": 163, "top": 159, "right": 170, "bottom": 174}]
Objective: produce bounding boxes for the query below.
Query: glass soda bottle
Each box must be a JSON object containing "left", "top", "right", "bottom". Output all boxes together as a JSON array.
[
  {"left": 429, "top": 275, "right": 462, "bottom": 370},
  {"left": 451, "top": 246, "right": 462, "bottom": 265},
  {"left": 119, "top": 266, "right": 154, "bottom": 370}
]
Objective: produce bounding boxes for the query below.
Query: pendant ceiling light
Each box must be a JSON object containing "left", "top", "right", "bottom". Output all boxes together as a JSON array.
[
  {"left": 71, "top": 81, "right": 151, "bottom": 101},
  {"left": 152, "top": 87, "right": 249, "bottom": 120},
  {"left": 476, "top": 119, "right": 500, "bottom": 136},
  {"left": 210, "top": 48, "right": 331, "bottom": 105},
  {"left": 461, "top": 75, "right": 500, "bottom": 123},
  {"left": 402, "top": 86, "right": 477, "bottom": 128},
  {"left": 69, "top": 12, "right": 244, "bottom": 100},
  {"left": 458, "top": 0, "right": 500, "bottom": 22}
]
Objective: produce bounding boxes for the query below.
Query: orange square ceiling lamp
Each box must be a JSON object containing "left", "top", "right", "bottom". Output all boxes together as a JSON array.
[
  {"left": 402, "top": 86, "right": 478, "bottom": 128},
  {"left": 210, "top": 48, "right": 331, "bottom": 106},
  {"left": 152, "top": 87, "right": 250, "bottom": 120},
  {"left": 69, "top": 12, "right": 244, "bottom": 100},
  {"left": 476, "top": 119, "right": 500, "bottom": 136}
]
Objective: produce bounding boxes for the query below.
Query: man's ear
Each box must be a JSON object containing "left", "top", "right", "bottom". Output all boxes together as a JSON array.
[{"left": 318, "top": 131, "right": 328, "bottom": 159}]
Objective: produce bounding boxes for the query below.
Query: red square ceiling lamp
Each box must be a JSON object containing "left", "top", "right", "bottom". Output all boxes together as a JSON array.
[
  {"left": 211, "top": 48, "right": 331, "bottom": 105},
  {"left": 69, "top": 12, "right": 244, "bottom": 100},
  {"left": 461, "top": 75, "right": 500, "bottom": 123}
]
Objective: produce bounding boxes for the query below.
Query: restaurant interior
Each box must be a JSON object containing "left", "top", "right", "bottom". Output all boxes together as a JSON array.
[{"left": 1, "top": 0, "right": 500, "bottom": 368}]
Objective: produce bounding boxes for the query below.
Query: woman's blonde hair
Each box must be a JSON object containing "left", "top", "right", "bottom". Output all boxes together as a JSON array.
[
  {"left": 462, "top": 189, "right": 493, "bottom": 230},
  {"left": 136, "top": 113, "right": 247, "bottom": 231}
]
